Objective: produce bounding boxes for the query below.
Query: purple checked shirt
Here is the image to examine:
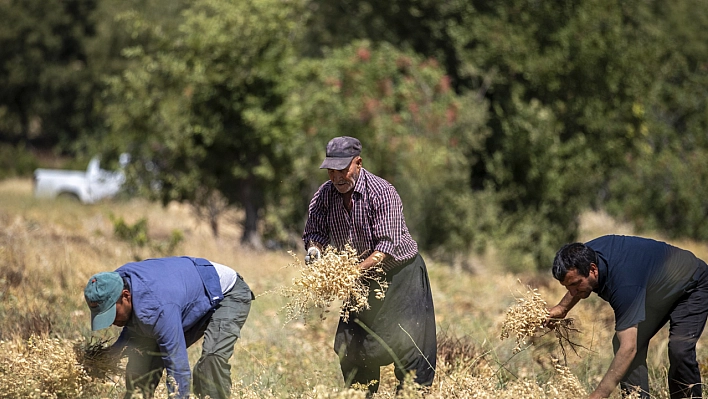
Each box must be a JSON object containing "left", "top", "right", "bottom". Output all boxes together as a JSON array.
[{"left": 303, "top": 168, "right": 418, "bottom": 269}]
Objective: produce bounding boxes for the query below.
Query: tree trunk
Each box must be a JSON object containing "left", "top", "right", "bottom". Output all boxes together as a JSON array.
[{"left": 239, "top": 177, "right": 263, "bottom": 249}]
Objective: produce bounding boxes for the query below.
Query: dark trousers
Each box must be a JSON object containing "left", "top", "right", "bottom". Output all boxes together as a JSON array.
[
  {"left": 615, "top": 268, "right": 708, "bottom": 399},
  {"left": 124, "top": 277, "right": 252, "bottom": 399},
  {"left": 335, "top": 254, "right": 437, "bottom": 395}
]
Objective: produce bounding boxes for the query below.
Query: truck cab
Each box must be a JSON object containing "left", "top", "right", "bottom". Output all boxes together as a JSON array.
[{"left": 33, "top": 154, "right": 128, "bottom": 204}]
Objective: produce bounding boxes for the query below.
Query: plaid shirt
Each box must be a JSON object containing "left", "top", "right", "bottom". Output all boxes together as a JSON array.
[{"left": 303, "top": 168, "right": 418, "bottom": 269}]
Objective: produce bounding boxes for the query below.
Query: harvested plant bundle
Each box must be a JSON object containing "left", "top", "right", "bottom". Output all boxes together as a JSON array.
[
  {"left": 74, "top": 338, "right": 124, "bottom": 379},
  {"left": 500, "top": 284, "right": 578, "bottom": 355},
  {"left": 281, "top": 245, "right": 388, "bottom": 323}
]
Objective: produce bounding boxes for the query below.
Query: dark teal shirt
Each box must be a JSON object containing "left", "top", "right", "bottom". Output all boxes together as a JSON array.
[{"left": 589, "top": 235, "right": 706, "bottom": 331}]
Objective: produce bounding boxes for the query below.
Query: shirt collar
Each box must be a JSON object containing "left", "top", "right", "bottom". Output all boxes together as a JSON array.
[
  {"left": 593, "top": 251, "right": 608, "bottom": 295},
  {"left": 352, "top": 168, "right": 367, "bottom": 197}
]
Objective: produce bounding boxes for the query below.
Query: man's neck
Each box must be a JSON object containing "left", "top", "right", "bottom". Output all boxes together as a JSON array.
[{"left": 342, "top": 190, "right": 353, "bottom": 212}]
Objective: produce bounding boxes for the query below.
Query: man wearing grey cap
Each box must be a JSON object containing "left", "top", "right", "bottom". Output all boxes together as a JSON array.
[
  {"left": 83, "top": 256, "right": 253, "bottom": 399},
  {"left": 303, "top": 136, "right": 437, "bottom": 395}
]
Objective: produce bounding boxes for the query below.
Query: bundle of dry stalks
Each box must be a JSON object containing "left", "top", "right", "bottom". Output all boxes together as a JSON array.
[
  {"left": 74, "top": 337, "right": 124, "bottom": 379},
  {"left": 280, "top": 245, "right": 389, "bottom": 323},
  {"left": 500, "top": 285, "right": 578, "bottom": 356}
]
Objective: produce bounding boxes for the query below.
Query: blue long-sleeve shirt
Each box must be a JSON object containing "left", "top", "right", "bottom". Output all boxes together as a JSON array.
[{"left": 112, "top": 257, "right": 225, "bottom": 398}]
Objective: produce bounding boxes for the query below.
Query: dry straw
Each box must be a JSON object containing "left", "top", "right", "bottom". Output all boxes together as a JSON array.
[
  {"left": 280, "top": 244, "right": 389, "bottom": 324},
  {"left": 74, "top": 337, "right": 124, "bottom": 380},
  {"left": 500, "top": 284, "right": 579, "bottom": 357},
  {"left": 0, "top": 335, "right": 96, "bottom": 398}
]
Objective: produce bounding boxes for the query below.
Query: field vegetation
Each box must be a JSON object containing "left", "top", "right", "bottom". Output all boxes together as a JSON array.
[{"left": 2, "top": 178, "right": 708, "bottom": 398}]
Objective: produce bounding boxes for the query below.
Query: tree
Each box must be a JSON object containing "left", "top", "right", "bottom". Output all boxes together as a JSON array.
[
  {"left": 101, "top": 0, "right": 308, "bottom": 247},
  {"left": 605, "top": 0, "right": 708, "bottom": 240},
  {"left": 0, "top": 0, "right": 99, "bottom": 148}
]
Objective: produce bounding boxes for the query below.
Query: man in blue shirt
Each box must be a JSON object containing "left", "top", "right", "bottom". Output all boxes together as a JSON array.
[
  {"left": 84, "top": 256, "right": 253, "bottom": 399},
  {"left": 549, "top": 235, "right": 708, "bottom": 399}
]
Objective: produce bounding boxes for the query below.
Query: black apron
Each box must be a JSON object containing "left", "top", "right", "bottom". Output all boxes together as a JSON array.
[{"left": 334, "top": 254, "right": 437, "bottom": 382}]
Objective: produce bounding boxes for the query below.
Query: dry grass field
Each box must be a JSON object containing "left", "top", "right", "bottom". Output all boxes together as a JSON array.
[{"left": 1, "top": 177, "right": 708, "bottom": 398}]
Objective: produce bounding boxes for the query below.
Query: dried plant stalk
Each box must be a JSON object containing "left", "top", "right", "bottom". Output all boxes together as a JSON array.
[
  {"left": 500, "top": 284, "right": 580, "bottom": 358},
  {"left": 74, "top": 338, "right": 124, "bottom": 379},
  {"left": 0, "top": 335, "right": 94, "bottom": 398},
  {"left": 280, "top": 244, "right": 388, "bottom": 324},
  {"left": 545, "top": 358, "right": 588, "bottom": 397},
  {"left": 500, "top": 286, "right": 551, "bottom": 353}
]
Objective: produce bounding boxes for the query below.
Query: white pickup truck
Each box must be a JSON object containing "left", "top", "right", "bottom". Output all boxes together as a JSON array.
[{"left": 33, "top": 154, "right": 128, "bottom": 204}]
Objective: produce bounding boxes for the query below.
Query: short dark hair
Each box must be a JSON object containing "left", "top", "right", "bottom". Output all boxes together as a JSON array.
[{"left": 552, "top": 242, "right": 597, "bottom": 281}]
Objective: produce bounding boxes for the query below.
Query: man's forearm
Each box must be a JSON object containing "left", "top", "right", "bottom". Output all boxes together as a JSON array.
[
  {"left": 359, "top": 251, "right": 387, "bottom": 271},
  {"left": 591, "top": 327, "right": 638, "bottom": 398},
  {"left": 557, "top": 291, "right": 580, "bottom": 313},
  {"left": 548, "top": 291, "right": 581, "bottom": 320},
  {"left": 591, "top": 350, "right": 634, "bottom": 398}
]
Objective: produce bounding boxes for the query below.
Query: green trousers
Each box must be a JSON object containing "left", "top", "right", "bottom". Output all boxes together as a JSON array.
[{"left": 124, "top": 277, "right": 253, "bottom": 399}]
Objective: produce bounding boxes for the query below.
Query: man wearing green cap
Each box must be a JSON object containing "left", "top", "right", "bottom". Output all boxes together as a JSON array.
[{"left": 84, "top": 256, "right": 253, "bottom": 399}]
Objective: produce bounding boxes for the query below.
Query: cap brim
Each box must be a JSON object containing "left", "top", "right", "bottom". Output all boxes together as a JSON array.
[
  {"left": 90, "top": 303, "right": 117, "bottom": 331},
  {"left": 319, "top": 156, "right": 354, "bottom": 170}
]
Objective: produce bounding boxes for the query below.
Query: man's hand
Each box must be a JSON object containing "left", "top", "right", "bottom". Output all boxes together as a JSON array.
[
  {"left": 305, "top": 247, "right": 321, "bottom": 264},
  {"left": 359, "top": 251, "right": 386, "bottom": 272},
  {"left": 547, "top": 305, "right": 568, "bottom": 319},
  {"left": 544, "top": 291, "right": 580, "bottom": 328}
]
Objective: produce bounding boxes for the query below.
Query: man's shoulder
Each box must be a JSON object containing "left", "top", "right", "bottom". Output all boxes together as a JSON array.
[
  {"left": 587, "top": 234, "right": 665, "bottom": 247},
  {"left": 360, "top": 169, "right": 395, "bottom": 193}
]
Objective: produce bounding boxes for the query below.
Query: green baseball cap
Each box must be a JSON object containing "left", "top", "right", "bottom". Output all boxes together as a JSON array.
[{"left": 84, "top": 272, "right": 123, "bottom": 331}]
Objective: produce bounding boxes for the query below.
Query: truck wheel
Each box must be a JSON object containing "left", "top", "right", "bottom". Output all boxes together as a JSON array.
[{"left": 57, "top": 192, "right": 80, "bottom": 202}]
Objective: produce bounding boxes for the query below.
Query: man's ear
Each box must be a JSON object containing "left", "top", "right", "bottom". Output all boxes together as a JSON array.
[{"left": 589, "top": 262, "right": 598, "bottom": 277}]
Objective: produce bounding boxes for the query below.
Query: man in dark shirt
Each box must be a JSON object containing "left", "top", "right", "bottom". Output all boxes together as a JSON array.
[
  {"left": 303, "top": 136, "right": 437, "bottom": 395},
  {"left": 549, "top": 235, "right": 708, "bottom": 399}
]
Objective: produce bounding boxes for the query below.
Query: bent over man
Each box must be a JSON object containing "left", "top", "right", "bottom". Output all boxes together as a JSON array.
[
  {"left": 549, "top": 235, "right": 708, "bottom": 399},
  {"left": 303, "top": 136, "right": 437, "bottom": 395},
  {"left": 84, "top": 256, "right": 253, "bottom": 399}
]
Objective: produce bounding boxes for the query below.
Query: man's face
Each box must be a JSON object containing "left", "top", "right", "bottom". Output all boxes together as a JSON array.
[
  {"left": 328, "top": 157, "right": 362, "bottom": 194},
  {"left": 113, "top": 289, "right": 132, "bottom": 327},
  {"left": 560, "top": 264, "right": 598, "bottom": 299}
]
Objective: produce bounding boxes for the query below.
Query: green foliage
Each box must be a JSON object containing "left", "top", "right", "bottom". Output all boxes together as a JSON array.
[
  {"left": 110, "top": 215, "right": 149, "bottom": 247},
  {"left": 101, "top": 0, "right": 308, "bottom": 247},
  {"left": 604, "top": 0, "right": 708, "bottom": 243},
  {"left": 607, "top": 149, "right": 708, "bottom": 241},
  {"left": 0, "top": 0, "right": 100, "bottom": 148},
  {"left": 109, "top": 214, "right": 183, "bottom": 255},
  {"left": 451, "top": 0, "right": 664, "bottom": 269},
  {"left": 0, "top": 143, "right": 39, "bottom": 179}
]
